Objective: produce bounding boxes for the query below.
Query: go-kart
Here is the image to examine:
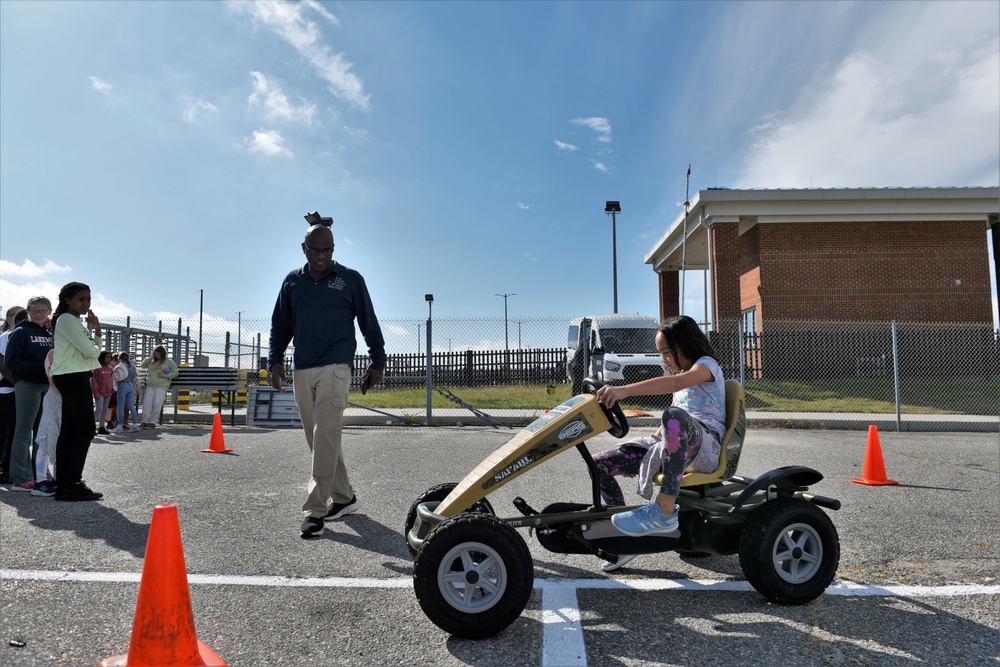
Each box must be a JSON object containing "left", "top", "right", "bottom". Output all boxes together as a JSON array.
[{"left": 405, "top": 378, "right": 841, "bottom": 639}]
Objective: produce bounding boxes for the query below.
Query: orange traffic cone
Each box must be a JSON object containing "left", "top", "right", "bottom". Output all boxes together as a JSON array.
[
  {"left": 201, "top": 412, "right": 233, "bottom": 454},
  {"left": 851, "top": 424, "right": 899, "bottom": 486},
  {"left": 99, "top": 504, "right": 226, "bottom": 667}
]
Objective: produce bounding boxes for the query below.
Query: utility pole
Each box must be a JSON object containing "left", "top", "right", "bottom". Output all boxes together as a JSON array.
[{"left": 605, "top": 201, "right": 621, "bottom": 313}]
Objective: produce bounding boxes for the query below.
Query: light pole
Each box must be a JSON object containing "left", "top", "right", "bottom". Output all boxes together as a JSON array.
[
  {"left": 495, "top": 293, "right": 516, "bottom": 355},
  {"left": 425, "top": 294, "right": 434, "bottom": 426},
  {"left": 605, "top": 201, "right": 621, "bottom": 313},
  {"left": 236, "top": 311, "right": 244, "bottom": 370}
]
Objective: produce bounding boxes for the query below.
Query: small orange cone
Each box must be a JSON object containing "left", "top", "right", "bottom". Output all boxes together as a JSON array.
[
  {"left": 851, "top": 424, "right": 899, "bottom": 486},
  {"left": 201, "top": 412, "right": 233, "bottom": 454},
  {"left": 99, "top": 504, "right": 226, "bottom": 667}
]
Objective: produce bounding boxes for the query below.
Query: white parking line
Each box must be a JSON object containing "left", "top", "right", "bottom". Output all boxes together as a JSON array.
[
  {"left": 541, "top": 585, "right": 587, "bottom": 667},
  {"left": 7, "top": 569, "right": 996, "bottom": 597},
  {"left": 3, "top": 570, "right": 997, "bottom": 667}
]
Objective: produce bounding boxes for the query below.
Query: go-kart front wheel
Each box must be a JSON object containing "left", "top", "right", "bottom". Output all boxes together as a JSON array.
[
  {"left": 413, "top": 514, "right": 533, "bottom": 639},
  {"left": 738, "top": 498, "right": 839, "bottom": 604},
  {"left": 404, "top": 482, "right": 496, "bottom": 557}
]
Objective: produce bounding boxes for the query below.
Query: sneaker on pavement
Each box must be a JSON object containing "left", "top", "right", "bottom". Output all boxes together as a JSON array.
[
  {"left": 110, "top": 425, "right": 124, "bottom": 433},
  {"left": 325, "top": 495, "right": 360, "bottom": 521},
  {"left": 300, "top": 516, "right": 325, "bottom": 538},
  {"left": 97, "top": 427, "right": 111, "bottom": 435},
  {"left": 127, "top": 424, "right": 141, "bottom": 432},
  {"left": 10, "top": 481, "right": 35, "bottom": 492},
  {"left": 31, "top": 480, "right": 57, "bottom": 497},
  {"left": 55, "top": 483, "right": 103, "bottom": 502},
  {"left": 601, "top": 553, "right": 639, "bottom": 572},
  {"left": 611, "top": 502, "right": 680, "bottom": 537}
]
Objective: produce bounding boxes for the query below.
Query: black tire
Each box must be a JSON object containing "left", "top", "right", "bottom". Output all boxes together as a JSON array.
[
  {"left": 413, "top": 514, "right": 534, "bottom": 639},
  {"left": 404, "top": 483, "right": 495, "bottom": 558},
  {"left": 739, "top": 498, "right": 840, "bottom": 604}
]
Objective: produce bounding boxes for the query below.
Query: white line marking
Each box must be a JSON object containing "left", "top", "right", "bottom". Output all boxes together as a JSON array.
[
  {"left": 542, "top": 586, "right": 587, "bottom": 667},
  {"left": 3, "top": 570, "right": 996, "bottom": 667},
  {"left": 3, "top": 570, "right": 997, "bottom": 597}
]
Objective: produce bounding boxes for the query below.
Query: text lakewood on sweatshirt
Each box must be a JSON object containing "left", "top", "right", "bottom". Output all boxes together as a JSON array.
[{"left": 4, "top": 321, "right": 53, "bottom": 384}]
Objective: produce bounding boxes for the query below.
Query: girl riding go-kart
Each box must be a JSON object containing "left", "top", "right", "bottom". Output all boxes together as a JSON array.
[{"left": 405, "top": 317, "right": 841, "bottom": 639}]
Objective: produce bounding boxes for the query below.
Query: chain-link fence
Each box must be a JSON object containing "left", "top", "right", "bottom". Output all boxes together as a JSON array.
[{"left": 96, "top": 315, "right": 999, "bottom": 429}]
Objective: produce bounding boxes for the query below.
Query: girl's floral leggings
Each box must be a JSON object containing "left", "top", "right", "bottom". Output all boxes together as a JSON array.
[{"left": 592, "top": 406, "right": 705, "bottom": 505}]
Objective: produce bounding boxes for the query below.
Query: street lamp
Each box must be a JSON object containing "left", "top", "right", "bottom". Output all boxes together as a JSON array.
[
  {"left": 425, "top": 294, "right": 434, "bottom": 426},
  {"left": 605, "top": 201, "right": 621, "bottom": 313},
  {"left": 495, "top": 293, "right": 516, "bottom": 354},
  {"left": 236, "top": 311, "right": 244, "bottom": 370}
]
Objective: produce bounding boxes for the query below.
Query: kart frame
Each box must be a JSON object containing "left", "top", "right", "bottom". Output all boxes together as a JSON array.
[{"left": 406, "top": 378, "right": 842, "bottom": 639}]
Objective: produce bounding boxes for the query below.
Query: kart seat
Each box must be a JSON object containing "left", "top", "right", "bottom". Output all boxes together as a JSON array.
[{"left": 654, "top": 379, "right": 747, "bottom": 488}]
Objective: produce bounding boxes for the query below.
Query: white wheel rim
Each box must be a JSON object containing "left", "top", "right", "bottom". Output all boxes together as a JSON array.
[
  {"left": 437, "top": 541, "right": 508, "bottom": 613},
  {"left": 771, "top": 522, "right": 823, "bottom": 584}
]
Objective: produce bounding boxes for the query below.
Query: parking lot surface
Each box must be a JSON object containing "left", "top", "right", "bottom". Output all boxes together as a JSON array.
[{"left": 2, "top": 424, "right": 998, "bottom": 666}]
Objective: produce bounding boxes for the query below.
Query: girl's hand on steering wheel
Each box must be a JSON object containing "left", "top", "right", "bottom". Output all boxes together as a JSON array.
[{"left": 596, "top": 384, "right": 627, "bottom": 408}]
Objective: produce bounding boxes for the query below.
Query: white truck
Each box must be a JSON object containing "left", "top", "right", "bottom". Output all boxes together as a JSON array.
[{"left": 566, "top": 313, "right": 665, "bottom": 394}]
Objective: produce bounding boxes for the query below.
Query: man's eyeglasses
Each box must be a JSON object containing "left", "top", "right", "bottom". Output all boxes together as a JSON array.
[{"left": 304, "top": 245, "right": 334, "bottom": 257}]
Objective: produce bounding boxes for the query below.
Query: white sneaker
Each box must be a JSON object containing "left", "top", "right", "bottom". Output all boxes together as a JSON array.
[
  {"left": 110, "top": 426, "right": 124, "bottom": 433},
  {"left": 127, "top": 424, "right": 141, "bottom": 432},
  {"left": 601, "top": 553, "right": 638, "bottom": 572},
  {"left": 611, "top": 503, "right": 680, "bottom": 537}
]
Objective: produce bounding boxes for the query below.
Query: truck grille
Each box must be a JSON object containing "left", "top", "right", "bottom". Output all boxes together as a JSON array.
[{"left": 623, "top": 365, "right": 664, "bottom": 384}]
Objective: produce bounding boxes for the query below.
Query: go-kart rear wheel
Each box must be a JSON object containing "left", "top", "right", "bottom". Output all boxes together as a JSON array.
[
  {"left": 404, "top": 483, "right": 495, "bottom": 557},
  {"left": 413, "top": 514, "right": 533, "bottom": 639},
  {"left": 738, "top": 498, "right": 839, "bottom": 604}
]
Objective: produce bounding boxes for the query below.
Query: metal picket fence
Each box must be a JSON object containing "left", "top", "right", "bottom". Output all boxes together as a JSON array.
[{"left": 95, "top": 315, "right": 999, "bottom": 430}]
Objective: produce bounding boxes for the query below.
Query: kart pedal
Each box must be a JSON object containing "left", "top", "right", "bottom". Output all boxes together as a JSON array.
[{"left": 513, "top": 497, "right": 538, "bottom": 516}]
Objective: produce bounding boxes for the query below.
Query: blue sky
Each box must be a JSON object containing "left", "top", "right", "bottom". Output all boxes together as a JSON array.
[{"left": 1, "top": 0, "right": 998, "bottom": 328}]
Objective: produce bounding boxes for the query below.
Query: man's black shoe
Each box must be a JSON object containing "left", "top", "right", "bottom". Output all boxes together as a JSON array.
[
  {"left": 55, "top": 483, "right": 103, "bottom": 502},
  {"left": 325, "top": 495, "right": 360, "bottom": 521},
  {"left": 300, "top": 516, "right": 324, "bottom": 538}
]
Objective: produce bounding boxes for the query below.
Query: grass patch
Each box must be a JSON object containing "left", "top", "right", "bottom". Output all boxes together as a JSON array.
[
  {"left": 351, "top": 379, "right": 997, "bottom": 415},
  {"left": 192, "top": 379, "right": 997, "bottom": 415}
]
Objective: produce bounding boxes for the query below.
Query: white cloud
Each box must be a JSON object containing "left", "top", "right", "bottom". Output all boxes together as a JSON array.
[
  {"left": 0, "top": 259, "right": 71, "bottom": 279},
  {"left": 88, "top": 76, "right": 112, "bottom": 93},
  {"left": 554, "top": 139, "right": 579, "bottom": 152},
  {"left": 229, "top": 0, "right": 370, "bottom": 110},
  {"left": 245, "top": 129, "right": 293, "bottom": 157},
  {"left": 591, "top": 160, "right": 610, "bottom": 173},
  {"left": 248, "top": 71, "right": 316, "bottom": 123},
  {"left": 0, "top": 260, "right": 136, "bottom": 318},
  {"left": 734, "top": 4, "right": 1000, "bottom": 188},
  {"left": 182, "top": 97, "right": 219, "bottom": 123},
  {"left": 517, "top": 203, "right": 532, "bottom": 210},
  {"left": 571, "top": 117, "right": 612, "bottom": 143}
]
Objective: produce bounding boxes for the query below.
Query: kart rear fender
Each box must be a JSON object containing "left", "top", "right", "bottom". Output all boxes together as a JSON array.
[{"left": 729, "top": 466, "right": 840, "bottom": 512}]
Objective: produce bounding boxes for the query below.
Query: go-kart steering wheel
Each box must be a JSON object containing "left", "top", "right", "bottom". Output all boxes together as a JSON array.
[{"left": 582, "top": 377, "right": 629, "bottom": 438}]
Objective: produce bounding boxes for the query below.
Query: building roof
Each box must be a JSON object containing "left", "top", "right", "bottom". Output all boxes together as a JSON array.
[{"left": 644, "top": 186, "right": 1000, "bottom": 272}]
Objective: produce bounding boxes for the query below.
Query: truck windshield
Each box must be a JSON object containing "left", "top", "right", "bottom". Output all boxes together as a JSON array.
[{"left": 600, "top": 328, "right": 658, "bottom": 354}]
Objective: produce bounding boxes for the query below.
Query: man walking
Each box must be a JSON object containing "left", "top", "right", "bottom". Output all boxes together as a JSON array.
[{"left": 268, "top": 218, "right": 386, "bottom": 538}]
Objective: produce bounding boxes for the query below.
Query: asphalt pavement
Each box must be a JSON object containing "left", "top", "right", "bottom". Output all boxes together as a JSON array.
[{"left": 1, "top": 423, "right": 998, "bottom": 666}]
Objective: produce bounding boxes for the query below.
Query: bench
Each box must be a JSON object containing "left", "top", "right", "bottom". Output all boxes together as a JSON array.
[{"left": 138, "top": 367, "right": 241, "bottom": 425}]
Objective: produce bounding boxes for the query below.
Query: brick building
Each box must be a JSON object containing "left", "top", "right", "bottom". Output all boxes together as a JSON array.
[{"left": 644, "top": 187, "right": 1000, "bottom": 331}]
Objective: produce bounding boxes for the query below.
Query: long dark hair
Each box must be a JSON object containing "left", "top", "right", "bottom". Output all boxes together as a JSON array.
[
  {"left": 52, "top": 282, "right": 90, "bottom": 334},
  {"left": 659, "top": 315, "right": 716, "bottom": 370}
]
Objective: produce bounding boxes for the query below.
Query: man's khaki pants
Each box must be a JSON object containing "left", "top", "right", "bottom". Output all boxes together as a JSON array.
[{"left": 293, "top": 363, "right": 354, "bottom": 518}]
